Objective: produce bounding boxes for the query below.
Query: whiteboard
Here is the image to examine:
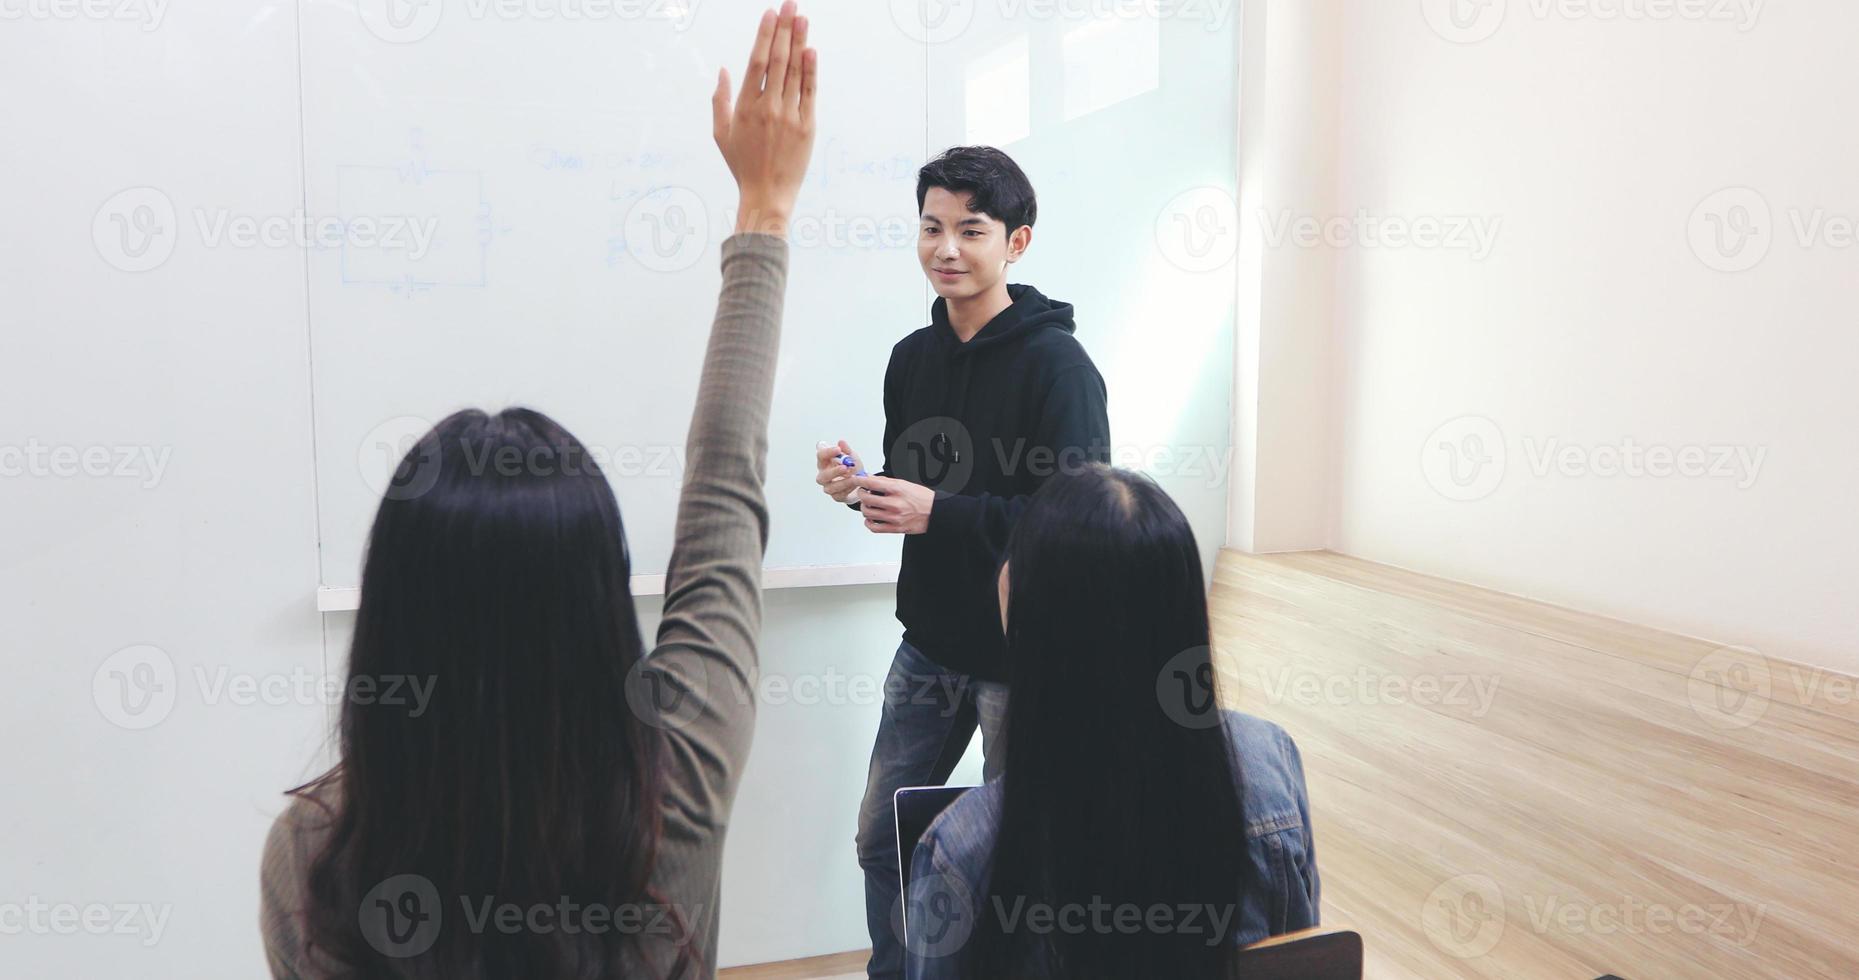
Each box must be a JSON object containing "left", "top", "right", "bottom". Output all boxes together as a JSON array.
[
  {"left": 299, "top": 0, "right": 1242, "bottom": 597},
  {"left": 301, "top": 0, "right": 924, "bottom": 592}
]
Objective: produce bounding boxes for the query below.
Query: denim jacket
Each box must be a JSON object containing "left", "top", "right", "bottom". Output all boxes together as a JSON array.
[{"left": 903, "top": 710, "right": 1320, "bottom": 979}]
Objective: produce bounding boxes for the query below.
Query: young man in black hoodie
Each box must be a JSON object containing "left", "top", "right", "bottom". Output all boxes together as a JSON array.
[{"left": 814, "top": 146, "right": 1111, "bottom": 978}]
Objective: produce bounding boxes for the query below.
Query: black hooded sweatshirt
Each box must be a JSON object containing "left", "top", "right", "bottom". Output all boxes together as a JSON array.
[{"left": 869, "top": 283, "right": 1111, "bottom": 682}]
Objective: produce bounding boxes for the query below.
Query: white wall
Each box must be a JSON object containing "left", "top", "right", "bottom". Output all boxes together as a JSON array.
[
  {"left": 1229, "top": 0, "right": 1342, "bottom": 553},
  {"left": 1237, "top": 0, "right": 1858, "bottom": 675}
]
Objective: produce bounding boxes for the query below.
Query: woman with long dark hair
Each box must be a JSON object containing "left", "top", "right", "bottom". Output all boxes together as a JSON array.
[
  {"left": 258, "top": 7, "right": 818, "bottom": 977},
  {"left": 904, "top": 465, "right": 1320, "bottom": 979}
]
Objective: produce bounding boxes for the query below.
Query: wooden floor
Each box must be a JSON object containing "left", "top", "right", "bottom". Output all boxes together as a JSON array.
[
  {"left": 1211, "top": 550, "right": 1857, "bottom": 980},
  {"left": 719, "top": 949, "right": 866, "bottom": 979}
]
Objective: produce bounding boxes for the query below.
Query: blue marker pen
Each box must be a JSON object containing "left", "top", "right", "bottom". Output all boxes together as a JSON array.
[
  {"left": 818, "top": 441, "right": 867, "bottom": 477},
  {"left": 820, "top": 441, "right": 870, "bottom": 507}
]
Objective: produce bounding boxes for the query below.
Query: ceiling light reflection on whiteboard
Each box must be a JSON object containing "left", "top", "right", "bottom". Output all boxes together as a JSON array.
[
  {"left": 964, "top": 35, "right": 1031, "bottom": 146},
  {"left": 1061, "top": 16, "right": 1159, "bottom": 121}
]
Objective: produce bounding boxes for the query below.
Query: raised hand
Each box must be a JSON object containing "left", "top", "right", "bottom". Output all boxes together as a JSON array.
[{"left": 712, "top": 2, "right": 818, "bottom": 237}]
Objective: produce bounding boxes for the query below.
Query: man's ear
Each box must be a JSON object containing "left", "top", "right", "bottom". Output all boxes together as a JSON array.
[{"left": 1006, "top": 224, "right": 1033, "bottom": 263}]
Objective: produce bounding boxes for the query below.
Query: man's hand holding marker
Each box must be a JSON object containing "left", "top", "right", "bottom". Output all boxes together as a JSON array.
[{"left": 815, "top": 439, "right": 937, "bottom": 535}]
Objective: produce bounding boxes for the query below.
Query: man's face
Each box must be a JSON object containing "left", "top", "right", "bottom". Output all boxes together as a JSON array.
[{"left": 918, "top": 187, "right": 1026, "bottom": 301}]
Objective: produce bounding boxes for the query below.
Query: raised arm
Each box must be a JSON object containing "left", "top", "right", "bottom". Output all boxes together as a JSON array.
[{"left": 646, "top": 1, "right": 817, "bottom": 824}]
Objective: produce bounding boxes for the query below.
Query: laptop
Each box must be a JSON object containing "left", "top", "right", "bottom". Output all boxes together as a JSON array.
[{"left": 894, "top": 785, "right": 976, "bottom": 945}]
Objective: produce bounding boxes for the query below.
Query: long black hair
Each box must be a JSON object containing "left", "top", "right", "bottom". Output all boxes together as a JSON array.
[
  {"left": 968, "top": 464, "right": 1247, "bottom": 979},
  {"left": 289, "top": 408, "right": 692, "bottom": 978}
]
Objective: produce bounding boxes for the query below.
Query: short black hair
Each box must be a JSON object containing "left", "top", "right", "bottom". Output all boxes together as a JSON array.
[{"left": 916, "top": 146, "right": 1037, "bottom": 233}]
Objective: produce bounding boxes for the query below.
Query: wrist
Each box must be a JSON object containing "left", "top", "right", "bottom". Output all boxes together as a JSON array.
[{"left": 734, "top": 199, "right": 793, "bottom": 236}]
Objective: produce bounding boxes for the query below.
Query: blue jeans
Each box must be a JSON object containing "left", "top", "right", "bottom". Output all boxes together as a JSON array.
[{"left": 855, "top": 640, "right": 1008, "bottom": 979}]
